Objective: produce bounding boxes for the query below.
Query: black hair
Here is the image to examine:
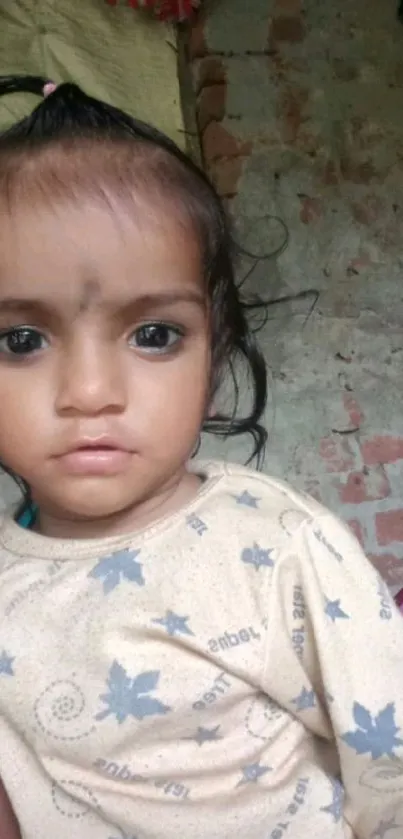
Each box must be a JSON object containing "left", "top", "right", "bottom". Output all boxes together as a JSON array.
[{"left": 0, "top": 74, "right": 269, "bottom": 510}]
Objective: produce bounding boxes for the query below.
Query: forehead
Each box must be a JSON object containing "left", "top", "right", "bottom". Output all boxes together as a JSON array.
[{"left": 0, "top": 198, "right": 203, "bottom": 304}]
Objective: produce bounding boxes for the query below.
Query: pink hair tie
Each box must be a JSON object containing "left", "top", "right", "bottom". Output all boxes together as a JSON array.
[{"left": 43, "top": 82, "right": 58, "bottom": 98}]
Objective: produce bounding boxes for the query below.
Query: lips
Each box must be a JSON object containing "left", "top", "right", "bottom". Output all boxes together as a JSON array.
[
  {"left": 67, "top": 436, "right": 130, "bottom": 452},
  {"left": 55, "top": 437, "right": 133, "bottom": 476}
]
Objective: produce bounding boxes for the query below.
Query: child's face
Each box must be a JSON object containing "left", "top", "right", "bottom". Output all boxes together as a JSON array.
[{"left": 0, "top": 198, "right": 211, "bottom": 532}]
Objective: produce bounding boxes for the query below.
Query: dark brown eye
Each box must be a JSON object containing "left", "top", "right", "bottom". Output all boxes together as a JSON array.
[
  {"left": 0, "top": 327, "right": 47, "bottom": 356},
  {"left": 129, "top": 323, "right": 182, "bottom": 354}
]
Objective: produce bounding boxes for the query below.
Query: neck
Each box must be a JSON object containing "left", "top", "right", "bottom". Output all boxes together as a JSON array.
[{"left": 33, "top": 470, "right": 202, "bottom": 540}]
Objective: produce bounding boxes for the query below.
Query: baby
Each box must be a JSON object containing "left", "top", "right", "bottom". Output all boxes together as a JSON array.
[{"left": 0, "top": 74, "right": 402, "bottom": 839}]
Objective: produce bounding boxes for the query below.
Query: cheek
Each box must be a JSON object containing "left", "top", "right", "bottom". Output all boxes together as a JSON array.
[
  {"left": 0, "top": 373, "right": 50, "bottom": 462},
  {"left": 128, "top": 354, "right": 210, "bottom": 434}
]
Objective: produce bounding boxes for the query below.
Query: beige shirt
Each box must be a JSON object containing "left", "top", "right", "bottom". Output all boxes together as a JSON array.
[{"left": 0, "top": 460, "right": 402, "bottom": 839}]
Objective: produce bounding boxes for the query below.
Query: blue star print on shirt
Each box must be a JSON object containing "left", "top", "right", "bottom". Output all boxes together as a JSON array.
[
  {"left": 342, "top": 702, "right": 403, "bottom": 759},
  {"left": 320, "top": 778, "right": 344, "bottom": 823},
  {"left": 237, "top": 762, "right": 271, "bottom": 786},
  {"left": 324, "top": 598, "right": 350, "bottom": 622},
  {"left": 184, "top": 726, "right": 222, "bottom": 745},
  {"left": 89, "top": 549, "right": 144, "bottom": 594},
  {"left": 96, "top": 662, "right": 170, "bottom": 723},
  {"left": 152, "top": 610, "right": 194, "bottom": 637},
  {"left": 292, "top": 687, "right": 316, "bottom": 711},
  {"left": 0, "top": 651, "right": 14, "bottom": 676},
  {"left": 234, "top": 490, "right": 260, "bottom": 508},
  {"left": 241, "top": 543, "right": 274, "bottom": 570}
]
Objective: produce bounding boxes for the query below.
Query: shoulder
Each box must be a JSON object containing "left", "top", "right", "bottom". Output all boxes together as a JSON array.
[
  {"left": 193, "top": 459, "right": 330, "bottom": 518},
  {"left": 191, "top": 459, "right": 338, "bottom": 550},
  {"left": 193, "top": 461, "right": 375, "bottom": 588}
]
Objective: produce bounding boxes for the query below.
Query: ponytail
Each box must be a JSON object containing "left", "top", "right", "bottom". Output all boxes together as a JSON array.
[{"left": 0, "top": 74, "right": 190, "bottom": 162}]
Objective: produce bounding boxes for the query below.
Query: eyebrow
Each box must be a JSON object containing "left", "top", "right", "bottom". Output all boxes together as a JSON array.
[{"left": 0, "top": 290, "right": 206, "bottom": 316}]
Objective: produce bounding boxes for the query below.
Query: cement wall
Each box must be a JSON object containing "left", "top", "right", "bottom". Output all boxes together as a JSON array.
[{"left": 191, "top": 0, "right": 403, "bottom": 589}]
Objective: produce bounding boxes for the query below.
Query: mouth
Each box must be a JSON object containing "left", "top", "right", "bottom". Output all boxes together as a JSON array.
[{"left": 56, "top": 438, "right": 133, "bottom": 476}]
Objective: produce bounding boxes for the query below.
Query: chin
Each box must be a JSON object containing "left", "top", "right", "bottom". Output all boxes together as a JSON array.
[{"left": 48, "top": 486, "right": 139, "bottom": 523}]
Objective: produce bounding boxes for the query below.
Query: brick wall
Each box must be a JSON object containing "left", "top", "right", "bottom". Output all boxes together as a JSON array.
[
  {"left": 304, "top": 418, "right": 403, "bottom": 591},
  {"left": 185, "top": 4, "right": 403, "bottom": 591},
  {"left": 187, "top": 0, "right": 309, "bottom": 200},
  {"left": 187, "top": 11, "right": 251, "bottom": 200},
  {"left": 286, "top": 393, "right": 403, "bottom": 590}
]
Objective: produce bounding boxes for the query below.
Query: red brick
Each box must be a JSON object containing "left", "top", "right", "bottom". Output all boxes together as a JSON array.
[
  {"left": 348, "top": 518, "right": 366, "bottom": 548},
  {"left": 209, "top": 157, "right": 245, "bottom": 198},
  {"left": 299, "top": 196, "right": 324, "bottom": 224},
  {"left": 335, "top": 466, "right": 390, "bottom": 504},
  {"left": 361, "top": 435, "right": 403, "bottom": 467},
  {"left": 322, "top": 159, "right": 339, "bottom": 186},
  {"left": 395, "top": 588, "right": 403, "bottom": 611},
  {"left": 269, "top": 51, "right": 294, "bottom": 85},
  {"left": 197, "top": 84, "right": 227, "bottom": 132},
  {"left": 376, "top": 509, "right": 403, "bottom": 546},
  {"left": 340, "top": 156, "right": 377, "bottom": 185},
  {"left": 343, "top": 394, "right": 364, "bottom": 428},
  {"left": 347, "top": 250, "right": 372, "bottom": 273},
  {"left": 195, "top": 57, "right": 226, "bottom": 92},
  {"left": 368, "top": 553, "right": 403, "bottom": 587},
  {"left": 319, "top": 436, "right": 356, "bottom": 474},
  {"left": 270, "top": 15, "right": 305, "bottom": 42},
  {"left": 279, "top": 87, "right": 309, "bottom": 145},
  {"left": 273, "top": 0, "right": 301, "bottom": 13},
  {"left": 202, "top": 122, "right": 252, "bottom": 163},
  {"left": 351, "top": 194, "right": 384, "bottom": 226},
  {"left": 188, "top": 13, "right": 207, "bottom": 60},
  {"left": 296, "top": 127, "right": 322, "bottom": 158}
]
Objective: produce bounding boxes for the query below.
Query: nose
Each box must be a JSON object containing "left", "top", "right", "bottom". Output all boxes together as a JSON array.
[{"left": 55, "top": 339, "right": 127, "bottom": 416}]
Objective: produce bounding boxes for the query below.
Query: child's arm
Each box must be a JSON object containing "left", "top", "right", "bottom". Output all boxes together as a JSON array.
[
  {"left": 264, "top": 511, "right": 403, "bottom": 838},
  {"left": 0, "top": 778, "right": 21, "bottom": 839}
]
